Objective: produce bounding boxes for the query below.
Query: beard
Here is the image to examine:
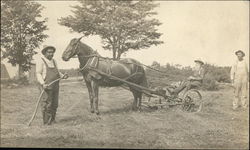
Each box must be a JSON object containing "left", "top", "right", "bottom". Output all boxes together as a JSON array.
[{"left": 45, "top": 55, "right": 53, "bottom": 60}]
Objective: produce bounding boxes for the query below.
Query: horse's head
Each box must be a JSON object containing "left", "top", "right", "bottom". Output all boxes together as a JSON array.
[{"left": 62, "top": 37, "right": 83, "bottom": 61}]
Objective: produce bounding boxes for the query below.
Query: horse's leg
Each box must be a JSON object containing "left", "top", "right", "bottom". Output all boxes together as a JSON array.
[
  {"left": 137, "top": 74, "right": 147, "bottom": 110},
  {"left": 84, "top": 76, "right": 94, "bottom": 113},
  {"left": 131, "top": 89, "right": 139, "bottom": 111},
  {"left": 91, "top": 80, "right": 100, "bottom": 115},
  {"left": 137, "top": 92, "right": 142, "bottom": 110},
  {"left": 130, "top": 74, "right": 147, "bottom": 111}
]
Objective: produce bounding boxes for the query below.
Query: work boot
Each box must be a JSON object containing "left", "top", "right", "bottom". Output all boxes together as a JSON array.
[
  {"left": 43, "top": 112, "right": 49, "bottom": 125},
  {"left": 43, "top": 112, "right": 52, "bottom": 125},
  {"left": 50, "top": 111, "right": 57, "bottom": 124}
]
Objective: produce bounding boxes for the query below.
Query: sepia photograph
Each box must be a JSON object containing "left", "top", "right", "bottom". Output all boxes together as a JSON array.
[{"left": 1, "top": 0, "right": 249, "bottom": 149}]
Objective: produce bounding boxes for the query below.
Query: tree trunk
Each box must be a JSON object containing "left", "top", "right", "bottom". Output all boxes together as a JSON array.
[
  {"left": 117, "top": 50, "right": 122, "bottom": 60},
  {"left": 113, "top": 49, "right": 117, "bottom": 60},
  {"left": 17, "top": 63, "right": 24, "bottom": 79}
]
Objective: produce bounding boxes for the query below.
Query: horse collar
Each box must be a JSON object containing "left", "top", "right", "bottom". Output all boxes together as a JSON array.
[{"left": 79, "top": 56, "right": 99, "bottom": 72}]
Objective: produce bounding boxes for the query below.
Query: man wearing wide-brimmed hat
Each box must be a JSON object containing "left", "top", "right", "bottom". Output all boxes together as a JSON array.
[
  {"left": 170, "top": 58, "right": 205, "bottom": 96},
  {"left": 230, "top": 50, "right": 249, "bottom": 110},
  {"left": 36, "top": 45, "right": 68, "bottom": 125}
]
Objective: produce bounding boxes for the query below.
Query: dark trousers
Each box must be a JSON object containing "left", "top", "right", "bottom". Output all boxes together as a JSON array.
[{"left": 39, "top": 83, "right": 59, "bottom": 124}]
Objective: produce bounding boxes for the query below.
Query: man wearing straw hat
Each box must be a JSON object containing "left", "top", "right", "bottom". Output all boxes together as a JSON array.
[
  {"left": 36, "top": 45, "right": 68, "bottom": 125},
  {"left": 170, "top": 59, "right": 205, "bottom": 96},
  {"left": 230, "top": 50, "right": 249, "bottom": 110}
]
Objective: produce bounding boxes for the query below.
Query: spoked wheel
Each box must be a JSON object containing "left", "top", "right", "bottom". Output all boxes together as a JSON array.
[{"left": 182, "top": 89, "right": 202, "bottom": 112}]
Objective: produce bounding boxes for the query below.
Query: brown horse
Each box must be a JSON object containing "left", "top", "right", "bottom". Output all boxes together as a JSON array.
[{"left": 62, "top": 37, "right": 148, "bottom": 115}]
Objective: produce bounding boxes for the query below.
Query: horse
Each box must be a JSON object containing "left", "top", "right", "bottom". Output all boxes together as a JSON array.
[{"left": 62, "top": 37, "right": 148, "bottom": 115}]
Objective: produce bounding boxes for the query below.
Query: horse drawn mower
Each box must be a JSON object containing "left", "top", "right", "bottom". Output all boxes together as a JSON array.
[
  {"left": 61, "top": 37, "right": 203, "bottom": 115},
  {"left": 88, "top": 67, "right": 203, "bottom": 113}
]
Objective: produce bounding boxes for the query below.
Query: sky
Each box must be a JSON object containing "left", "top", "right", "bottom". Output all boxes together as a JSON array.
[{"left": 34, "top": 1, "right": 249, "bottom": 69}]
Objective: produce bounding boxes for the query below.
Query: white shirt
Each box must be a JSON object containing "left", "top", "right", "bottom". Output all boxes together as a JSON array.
[
  {"left": 230, "top": 59, "right": 249, "bottom": 80},
  {"left": 36, "top": 55, "right": 63, "bottom": 85},
  {"left": 236, "top": 60, "right": 247, "bottom": 76}
]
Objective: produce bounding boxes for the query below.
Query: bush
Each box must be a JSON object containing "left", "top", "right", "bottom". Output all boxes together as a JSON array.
[
  {"left": 1, "top": 75, "right": 29, "bottom": 89},
  {"left": 203, "top": 64, "right": 231, "bottom": 83},
  {"left": 201, "top": 74, "right": 219, "bottom": 91}
]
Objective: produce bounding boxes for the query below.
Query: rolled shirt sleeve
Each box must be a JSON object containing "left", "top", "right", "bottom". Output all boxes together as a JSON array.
[
  {"left": 36, "top": 59, "right": 45, "bottom": 85},
  {"left": 230, "top": 61, "right": 236, "bottom": 81}
]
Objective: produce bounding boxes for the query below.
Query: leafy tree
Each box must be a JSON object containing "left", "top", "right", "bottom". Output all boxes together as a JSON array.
[
  {"left": 1, "top": 0, "right": 48, "bottom": 77},
  {"left": 59, "top": 0, "right": 163, "bottom": 60}
]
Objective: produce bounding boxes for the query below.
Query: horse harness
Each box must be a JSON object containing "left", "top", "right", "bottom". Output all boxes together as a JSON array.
[{"left": 78, "top": 54, "right": 144, "bottom": 82}]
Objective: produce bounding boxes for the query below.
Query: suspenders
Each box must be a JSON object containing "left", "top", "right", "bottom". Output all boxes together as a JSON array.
[{"left": 41, "top": 58, "right": 60, "bottom": 76}]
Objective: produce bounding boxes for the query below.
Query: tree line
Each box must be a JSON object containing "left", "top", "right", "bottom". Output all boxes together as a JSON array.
[{"left": 146, "top": 61, "right": 231, "bottom": 90}]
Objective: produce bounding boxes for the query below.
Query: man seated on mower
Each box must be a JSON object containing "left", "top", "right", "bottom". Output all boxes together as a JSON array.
[{"left": 170, "top": 59, "right": 205, "bottom": 96}]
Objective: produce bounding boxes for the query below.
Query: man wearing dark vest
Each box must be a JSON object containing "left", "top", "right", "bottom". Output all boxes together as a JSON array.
[{"left": 36, "top": 45, "right": 68, "bottom": 125}]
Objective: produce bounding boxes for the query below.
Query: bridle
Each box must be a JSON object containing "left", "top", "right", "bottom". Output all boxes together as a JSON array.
[
  {"left": 72, "top": 38, "right": 81, "bottom": 57},
  {"left": 72, "top": 37, "right": 99, "bottom": 59},
  {"left": 71, "top": 37, "right": 100, "bottom": 72}
]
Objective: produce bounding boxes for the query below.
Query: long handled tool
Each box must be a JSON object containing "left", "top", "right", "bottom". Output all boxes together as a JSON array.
[{"left": 27, "top": 77, "right": 63, "bottom": 126}]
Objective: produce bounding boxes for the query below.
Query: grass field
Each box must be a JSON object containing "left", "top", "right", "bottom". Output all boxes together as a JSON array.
[{"left": 1, "top": 78, "right": 249, "bottom": 148}]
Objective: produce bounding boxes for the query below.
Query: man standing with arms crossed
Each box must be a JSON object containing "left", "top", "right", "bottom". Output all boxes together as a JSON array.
[
  {"left": 230, "top": 50, "right": 249, "bottom": 110},
  {"left": 36, "top": 45, "right": 68, "bottom": 125}
]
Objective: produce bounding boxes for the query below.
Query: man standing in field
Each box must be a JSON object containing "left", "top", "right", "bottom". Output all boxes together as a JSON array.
[
  {"left": 36, "top": 45, "right": 68, "bottom": 125},
  {"left": 230, "top": 50, "right": 249, "bottom": 110},
  {"left": 170, "top": 59, "right": 205, "bottom": 96}
]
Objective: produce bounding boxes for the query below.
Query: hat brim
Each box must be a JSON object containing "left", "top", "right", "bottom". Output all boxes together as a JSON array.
[
  {"left": 194, "top": 60, "right": 204, "bottom": 65},
  {"left": 235, "top": 51, "right": 245, "bottom": 57},
  {"left": 42, "top": 46, "right": 56, "bottom": 55}
]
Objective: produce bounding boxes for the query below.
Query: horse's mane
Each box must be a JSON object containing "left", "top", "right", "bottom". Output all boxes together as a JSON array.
[{"left": 78, "top": 41, "right": 100, "bottom": 56}]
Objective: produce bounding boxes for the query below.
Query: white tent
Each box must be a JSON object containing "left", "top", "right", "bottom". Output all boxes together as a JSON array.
[{"left": 1, "top": 59, "right": 18, "bottom": 79}]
